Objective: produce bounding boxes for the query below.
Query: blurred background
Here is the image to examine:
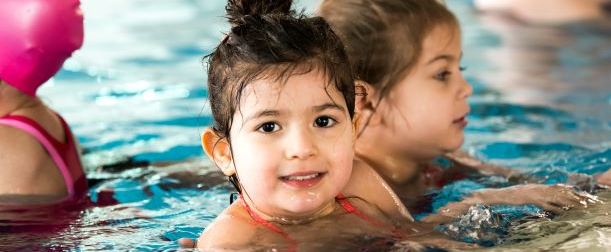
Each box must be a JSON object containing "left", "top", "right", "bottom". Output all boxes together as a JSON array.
[{"left": 41, "top": 0, "right": 611, "bottom": 172}]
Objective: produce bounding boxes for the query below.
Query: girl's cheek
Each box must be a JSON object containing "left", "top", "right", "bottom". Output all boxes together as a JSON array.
[{"left": 328, "top": 142, "right": 354, "bottom": 163}]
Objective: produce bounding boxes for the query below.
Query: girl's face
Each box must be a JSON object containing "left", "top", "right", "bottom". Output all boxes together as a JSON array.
[
  {"left": 377, "top": 26, "right": 472, "bottom": 159},
  {"left": 228, "top": 70, "right": 355, "bottom": 218}
]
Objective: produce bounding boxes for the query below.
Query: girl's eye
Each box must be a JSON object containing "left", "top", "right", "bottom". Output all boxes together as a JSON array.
[
  {"left": 459, "top": 66, "right": 468, "bottom": 72},
  {"left": 434, "top": 70, "right": 451, "bottom": 82},
  {"left": 257, "top": 122, "right": 280, "bottom": 133},
  {"left": 314, "top": 116, "right": 336, "bottom": 128}
]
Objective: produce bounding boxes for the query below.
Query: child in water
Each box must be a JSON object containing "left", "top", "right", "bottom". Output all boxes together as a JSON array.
[
  {"left": 0, "top": 0, "right": 88, "bottom": 204},
  {"left": 195, "top": 0, "right": 476, "bottom": 250},
  {"left": 318, "top": 0, "right": 601, "bottom": 223}
]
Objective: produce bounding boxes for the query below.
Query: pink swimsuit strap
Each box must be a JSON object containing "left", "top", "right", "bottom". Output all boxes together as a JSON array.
[{"left": 0, "top": 115, "right": 78, "bottom": 201}]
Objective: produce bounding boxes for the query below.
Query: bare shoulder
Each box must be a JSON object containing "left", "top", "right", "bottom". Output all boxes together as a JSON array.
[
  {"left": 197, "top": 202, "right": 257, "bottom": 250},
  {"left": 0, "top": 124, "right": 47, "bottom": 172},
  {"left": 343, "top": 160, "right": 414, "bottom": 222},
  {"left": 0, "top": 125, "right": 65, "bottom": 196}
]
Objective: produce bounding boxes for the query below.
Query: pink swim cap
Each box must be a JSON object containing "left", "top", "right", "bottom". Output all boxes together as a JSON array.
[{"left": 0, "top": 0, "right": 84, "bottom": 97}]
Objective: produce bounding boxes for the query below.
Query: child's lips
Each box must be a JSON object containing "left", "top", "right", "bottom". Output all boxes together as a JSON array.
[
  {"left": 279, "top": 172, "right": 326, "bottom": 189},
  {"left": 453, "top": 115, "right": 468, "bottom": 127}
]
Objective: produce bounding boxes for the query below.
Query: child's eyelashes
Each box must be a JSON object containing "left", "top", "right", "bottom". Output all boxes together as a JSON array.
[
  {"left": 434, "top": 70, "right": 451, "bottom": 82},
  {"left": 254, "top": 116, "right": 337, "bottom": 133},
  {"left": 314, "top": 116, "right": 337, "bottom": 128},
  {"left": 434, "top": 66, "right": 467, "bottom": 82},
  {"left": 257, "top": 122, "right": 281, "bottom": 133}
]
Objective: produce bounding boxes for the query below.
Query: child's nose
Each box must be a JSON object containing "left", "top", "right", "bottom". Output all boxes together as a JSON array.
[
  {"left": 459, "top": 76, "right": 473, "bottom": 99},
  {"left": 284, "top": 128, "right": 318, "bottom": 160}
]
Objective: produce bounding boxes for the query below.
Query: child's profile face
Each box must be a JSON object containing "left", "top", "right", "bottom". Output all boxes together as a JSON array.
[
  {"left": 228, "top": 69, "right": 355, "bottom": 218},
  {"left": 379, "top": 25, "right": 473, "bottom": 158}
]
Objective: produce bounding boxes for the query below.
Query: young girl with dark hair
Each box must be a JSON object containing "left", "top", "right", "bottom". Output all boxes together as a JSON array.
[{"left": 195, "top": 0, "right": 475, "bottom": 250}]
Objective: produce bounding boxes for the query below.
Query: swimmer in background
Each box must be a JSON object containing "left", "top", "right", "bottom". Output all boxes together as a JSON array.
[
  {"left": 318, "top": 0, "right": 603, "bottom": 224},
  {"left": 0, "top": 0, "right": 88, "bottom": 204}
]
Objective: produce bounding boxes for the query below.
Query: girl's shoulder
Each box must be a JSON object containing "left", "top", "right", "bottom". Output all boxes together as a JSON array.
[
  {"left": 0, "top": 122, "right": 51, "bottom": 171},
  {"left": 197, "top": 201, "right": 257, "bottom": 250}
]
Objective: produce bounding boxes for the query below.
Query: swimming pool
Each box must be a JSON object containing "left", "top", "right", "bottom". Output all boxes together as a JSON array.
[{"left": 1, "top": 0, "right": 610, "bottom": 251}]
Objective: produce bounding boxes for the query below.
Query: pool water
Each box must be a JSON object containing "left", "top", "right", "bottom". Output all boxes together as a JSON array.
[{"left": 1, "top": 0, "right": 610, "bottom": 251}]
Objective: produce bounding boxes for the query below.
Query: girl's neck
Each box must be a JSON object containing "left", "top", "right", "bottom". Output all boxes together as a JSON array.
[
  {"left": 7, "top": 95, "right": 45, "bottom": 116},
  {"left": 241, "top": 195, "right": 337, "bottom": 225},
  {"left": 355, "top": 145, "right": 422, "bottom": 187},
  {"left": 355, "top": 123, "right": 432, "bottom": 188}
]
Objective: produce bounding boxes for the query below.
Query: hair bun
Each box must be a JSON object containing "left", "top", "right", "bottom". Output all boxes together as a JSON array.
[{"left": 226, "top": 0, "right": 293, "bottom": 26}]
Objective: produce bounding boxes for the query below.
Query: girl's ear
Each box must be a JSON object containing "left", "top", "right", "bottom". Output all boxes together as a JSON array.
[
  {"left": 202, "top": 128, "right": 235, "bottom": 176},
  {"left": 355, "top": 81, "right": 376, "bottom": 113}
]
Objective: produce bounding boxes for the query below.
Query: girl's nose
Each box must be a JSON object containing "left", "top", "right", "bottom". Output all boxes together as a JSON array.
[
  {"left": 284, "top": 128, "right": 318, "bottom": 160},
  {"left": 459, "top": 76, "right": 473, "bottom": 99}
]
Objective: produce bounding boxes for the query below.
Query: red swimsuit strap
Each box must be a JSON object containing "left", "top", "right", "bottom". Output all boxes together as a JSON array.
[
  {"left": 335, "top": 193, "right": 385, "bottom": 227},
  {"left": 240, "top": 194, "right": 405, "bottom": 248},
  {"left": 336, "top": 193, "right": 407, "bottom": 238},
  {"left": 239, "top": 195, "right": 299, "bottom": 250}
]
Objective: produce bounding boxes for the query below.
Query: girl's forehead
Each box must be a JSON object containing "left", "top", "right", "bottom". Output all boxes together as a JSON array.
[
  {"left": 238, "top": 74, "right": 344, "bottom": 111},
  {"left": 420, "top": 27, "right": 461, "bottom": 57},
  {"left": 249, "top": 71, "right": 337, "bottom": 95},
  {"left": 426, "top": 25, "right": 461, "bottom": 45}
]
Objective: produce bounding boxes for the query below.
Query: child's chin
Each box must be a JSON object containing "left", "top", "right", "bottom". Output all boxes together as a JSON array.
[
  {"left": 283, "top": 197, "right": 328, "bottom": 214},
  {"left": 445, "top": 136, "right": 465, "bottom": 152}
]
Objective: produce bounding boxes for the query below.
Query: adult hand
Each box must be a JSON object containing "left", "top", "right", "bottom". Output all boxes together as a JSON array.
[
  {"left": 423, "top": 184, "right": 602, "bottom": 225},
  {"left": 470, "top": 184, "right": 602, "bottom": 214}
]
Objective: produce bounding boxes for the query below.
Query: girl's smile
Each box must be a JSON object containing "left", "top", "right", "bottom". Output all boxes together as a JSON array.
[{"left": 280, "top": 171, "right": 327, "bottom": 189}]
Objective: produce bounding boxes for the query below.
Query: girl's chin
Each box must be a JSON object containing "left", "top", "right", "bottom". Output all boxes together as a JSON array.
[
  {"left": 440, "top": 140, "right": 465, "bottom": 154},
  {"left": 447, "top": 133, "right": 465, "bottom": 149},
  {"left": 280, "top": 195, "right": 334, "bottom": 215}
]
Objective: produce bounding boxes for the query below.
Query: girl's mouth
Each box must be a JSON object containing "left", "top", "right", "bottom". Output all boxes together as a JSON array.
[
  {"left": 280, "top": 172, "right": 326, "bottom": 189},
  {"left": 453, "top": 116, "right": 468, "bottom": 127}
]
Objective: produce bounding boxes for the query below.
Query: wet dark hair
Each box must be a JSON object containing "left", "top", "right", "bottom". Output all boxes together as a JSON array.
[
  {"left": 318, "top": 0, "right": 459, "bottom": 100},
  {"left": 205, "top": 0, "right": 355, "bottom": 192}
]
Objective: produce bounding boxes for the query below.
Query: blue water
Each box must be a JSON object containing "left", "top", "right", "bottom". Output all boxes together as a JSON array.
[{"left": 1, "top": 0, "right": 610, "bottom": 251}]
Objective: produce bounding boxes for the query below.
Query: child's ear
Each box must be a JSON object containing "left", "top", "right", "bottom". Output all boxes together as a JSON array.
[
  {"left": 355, "top": 81, "right": 376, "bottom": 113},
  {"left": 202, "top": 128, "right": 235, "bottom": 176}
]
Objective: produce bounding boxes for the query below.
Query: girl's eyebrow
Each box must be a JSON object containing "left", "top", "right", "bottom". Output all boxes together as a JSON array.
[
  {"left": 243, "top": 110, "right": 281, "bottom": 124},
  {"left": 313, "top": 103, "right": 345, "bottom": 113},
  {"left": 243, "top": 103, "right": 346, "bottom": 124},
  {"left": 427, "top": 52, "right": 464, "bottom": 65}
]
